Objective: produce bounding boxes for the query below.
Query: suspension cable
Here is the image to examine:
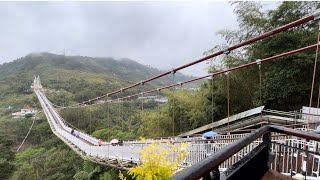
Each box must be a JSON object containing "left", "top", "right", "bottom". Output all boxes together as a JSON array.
[
  {"left": 107, "top": 98, "right": 110, "bottom": 141},
  {"left": 118, "top": 93, "right": 121, "bottom": 131},
  {"left": 102, "top": 100, "right": 107, "bottom": 141},
  {"left": 157, "top": 89, "right": 161, "bottom": 136},
  {"left": 141, "top": 84, "right": 144, "bottom": 122},
  {"left": 211, "top": 76, "right": 214, "bottom": 131},
  {"left": 16, "top": 112, "right": 39, "bottom": 152},
  {"left": 172, "top": 72, "right": 176, "bottom": 137},
  {"left": 317, "top": 85, "right": 320, "bottom": 115},
  {"left": 308, "top": 21, "right": 320, "bottom": 129},
  {"left": 178, "top": 81, "right": 182, "bottom": 134},
  {"left": 61, "top": 114, "right": 83, "bottom": 133},
  {"left": 52, "top": 98, "right": 91, "bottom": 135},
  {"left": 258, "top": 61, "right": 262, "bottom": 107},
  {"left": 53, "top": 43, "right": 320, "bottom": 110},
  {"left": 77, "top": 107, "right": 80, "bottom": 130},
  {"left": 256, "top": 59, "right": 263, "bottom": 126},
  {"left": 81, "top": 96, "right": 85, "bottom": 132},
  {"left": 226, "top": 72, "right": 230, "bottom": 135},
  {"left": 89, "top": 107, "right": 92, "bottom": 151},
  {"left": 138, "top": 83, "right": 144, "bottom": 135},
  {"left": 64, "top": 15, "right": 315, "bottom": 107}
]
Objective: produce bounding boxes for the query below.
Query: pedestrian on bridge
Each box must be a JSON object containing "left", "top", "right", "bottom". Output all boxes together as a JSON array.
[
  {"left": 71, "top": 129, "right": 74, "bottom": 135},
  {"left": 75, "top": 131, "right": 80, "bottom": 138},
  {"left": 98, "top": 139, "right": 102, "bottom": 146}
]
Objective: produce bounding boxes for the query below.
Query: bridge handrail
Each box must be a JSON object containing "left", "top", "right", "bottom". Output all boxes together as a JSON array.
[
  {"left": 262, "top": 109, "right": 298, "bottom": 117},
  {"left": 170, "top": 125, "right": 320, "bottom": 180},
  {"left": 264, "top": 109, "right": 320, "bottom": 118},
  {"left": 38, "top": 90, "right": 101, "bottom": 145}
]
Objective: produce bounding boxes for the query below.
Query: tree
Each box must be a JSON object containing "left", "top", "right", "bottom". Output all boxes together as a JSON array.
[
  {"left": 206, "top": 1, "right": 320, "bottom": 112},
  {"left": 128, "top": 140, "right": 189, "bottom": 180},
  {"left": 73, "top": 161, "right": 119, "bottom": 180},
  {"left": 0, "top": 130, "right": 15, "bottom": 179},
  {"left": 73, "top": 161, "right": 101, "bottom": 180},
  {"left": 25, "top": 113, "right": 33, "bottom": 119}
]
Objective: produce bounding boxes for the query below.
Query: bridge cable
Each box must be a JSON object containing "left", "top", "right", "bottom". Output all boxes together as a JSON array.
[
  {"left": 16, "top": 112, "right": 38, "bottom": 152},
  {"left": 52, "top": 43, "right": 320, "bottom": 111},
  {"left": 142, "top": 85, "right": 144, "bottom": 119},
  {"left": 81, "top": 96, "right": 85, "bottom": 134},
  {"left": 101, "top": 101, "right": 107, "bottom": 144},
  {"left": 157, "top": 89, "right": 161, "bottom": 137},
  {"left": 107, "top": 98, "right": 110, "bottom": 141},
  {"left": 256, "top": 59, "right": 263, "bottom": 127},
  {"left": 226, "top": 71, "right": 230, "bottom": 135},
  {"left": 178, "top": 81, "right": 182, "bottom": 133},
  {"left": 118, "top": 94, "right": 121, "bottom": 131},
  {"left": 120, "top": 92, "right": 124, "bottom": 132},
  {"left": 64, "top": 15, "right": 315, "bottom": 108},
  {"left": 317, "top": 85, "right": 320, "bottom": 117},
  {"left": 89, "top": 106, "right": 92, "bottom": 153},
  {"left": 308, "top": 21, "right": 320, "bottom": 130},
  {"left": 60, "top": 112, "right": 83, "bottom": 133},
  {"left": 172, "top": 72, "right": 176, "bottom": 137},
  {"left": 51, "top": 43, "right": 320, "bottom": 112},
  {"left": 140, "top": 83, "right": 144, "bottom": 132},
  {"left": 211, "top": 76, "right": 214, "bottom": 131},
  {"left": 76, "top": 107, "right": 79, "bottom": 131},
  {"left": 122, "top": 94, "right": 126, "bottom": 132},
  {"left": 78, "top": 106, "right": 83, "bottom": 133},
  {"left": 54, "top": 106, "right": 85, "bottom": 134}
]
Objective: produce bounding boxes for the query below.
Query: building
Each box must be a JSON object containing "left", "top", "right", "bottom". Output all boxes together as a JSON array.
[
  {"left": 137, "top": 95, "right": 168, "bottom": 103},
  {"left": 154, "top": 97, "right": 168, "bottom": 103},
  {"left": 12, "top": 106, "right": 35, "bottom": 118}
]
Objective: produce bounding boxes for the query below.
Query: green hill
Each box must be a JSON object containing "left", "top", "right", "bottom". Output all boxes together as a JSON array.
[
  {"left": 0, "top": 52, "right": 199, "bottom": 179},
  {"left": 0, "top": 52, "right": 196, "bottom": 107}
]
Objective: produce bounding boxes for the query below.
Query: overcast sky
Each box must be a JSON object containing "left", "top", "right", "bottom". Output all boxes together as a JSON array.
[{"left": 0, "top": 1, "right": 278, "bottom": 76}]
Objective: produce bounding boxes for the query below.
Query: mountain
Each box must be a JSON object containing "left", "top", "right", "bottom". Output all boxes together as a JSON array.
[
  {"left": 0, "top": 52, "right": 198, "bottom": 106},
  {"left": 0, "top": 52, "right": 202, "bottom": 179},
  {"left": 0, "top": 52, "right": 203, "bottom": 179}
]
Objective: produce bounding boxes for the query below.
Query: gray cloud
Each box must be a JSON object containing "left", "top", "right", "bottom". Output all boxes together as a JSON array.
[{"left": 0, "top": 2, "right": 275, "bottom": 76}]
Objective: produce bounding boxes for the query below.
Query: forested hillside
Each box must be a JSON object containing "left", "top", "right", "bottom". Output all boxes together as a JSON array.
[
  {"left": 0, "top": 53, "right": 194, "bottom": 179},
  {"left": 207, "top": 1, "right": 320, "bottom": 112},
  {"left": 1, "top": 1, "right": 320, "bottom": 179},
  {"left": 0, "top": 52, "right": 194, "bottom": 107}
]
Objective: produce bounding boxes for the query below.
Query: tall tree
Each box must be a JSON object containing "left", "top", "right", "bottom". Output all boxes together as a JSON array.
[{"left": 206, "top": 1, "right": 320, "bottom": 112}]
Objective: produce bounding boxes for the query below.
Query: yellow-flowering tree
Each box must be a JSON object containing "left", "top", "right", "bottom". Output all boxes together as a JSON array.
[{"left": 128, "top": 140, "right": 189, "bottom": 180}]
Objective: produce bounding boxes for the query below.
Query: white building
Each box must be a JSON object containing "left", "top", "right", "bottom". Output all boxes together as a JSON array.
[
  {"left": 154, "top": 97, "right": 168, "bottom": 103},
  {"left": 137, "top": 95, "right": 168, "bottom": 103},
  {"left": 12, "top": 106, "right": 35, "bottom": 118}
]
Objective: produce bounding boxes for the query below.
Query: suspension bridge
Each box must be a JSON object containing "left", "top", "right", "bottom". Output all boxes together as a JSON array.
[{"left": 31, "top": 10, "right": 320, "bottom": 179}]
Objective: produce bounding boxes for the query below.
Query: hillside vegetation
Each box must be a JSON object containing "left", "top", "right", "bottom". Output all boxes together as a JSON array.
[
  {"left": 0, "top": 52, "right": 194, "bottom": 107},
  {"left": 0, "top": 53, "right": 194, "bottom": 179}
]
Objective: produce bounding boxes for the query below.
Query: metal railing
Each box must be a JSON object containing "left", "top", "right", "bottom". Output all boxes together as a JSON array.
[
  {"left": 269, "top": 138, "right": 320, "bottom": 178},
  {"left": 37, "top": 86, "right": 320, "bottom": 173},
  {"left": 171, "top": 125, "right": 320, "bottom": 180}
]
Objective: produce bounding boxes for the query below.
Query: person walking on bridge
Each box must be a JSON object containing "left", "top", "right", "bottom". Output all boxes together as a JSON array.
[
  {"left": 74, "top": 131, "right": 80, "bottom": 138},
  {"left": 98, "top": 139, "right": 102, "bottom": 146}
]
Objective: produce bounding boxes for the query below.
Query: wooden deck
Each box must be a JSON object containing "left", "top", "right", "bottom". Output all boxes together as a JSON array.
[{"left": 262, "top": 170, "right": 296, "bottom": 180}]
